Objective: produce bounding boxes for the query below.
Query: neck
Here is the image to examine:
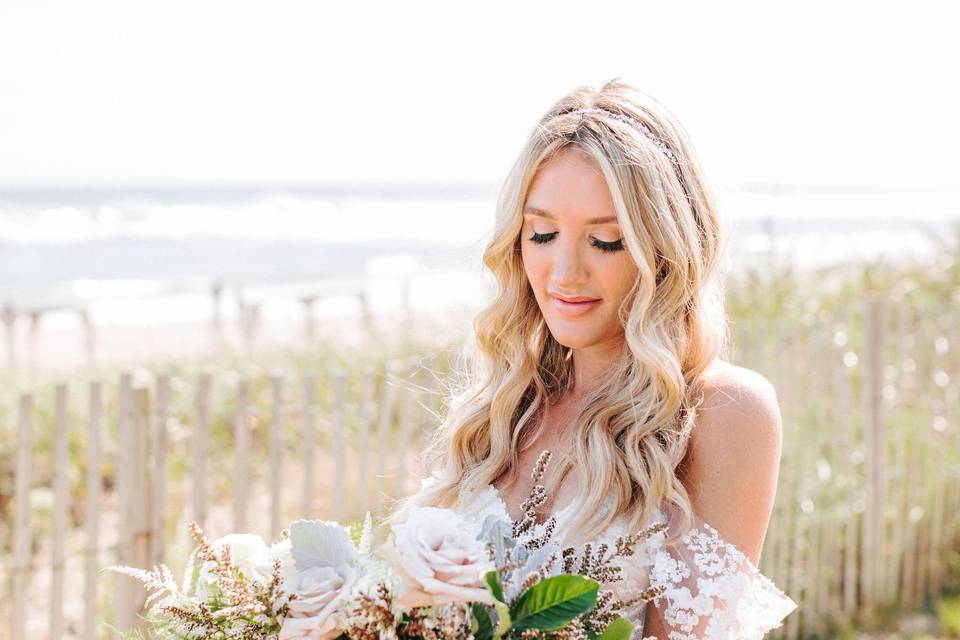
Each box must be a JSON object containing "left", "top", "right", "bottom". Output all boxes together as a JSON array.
[{"left": 568, "top": 334, "right": 625, "bottom": 396}]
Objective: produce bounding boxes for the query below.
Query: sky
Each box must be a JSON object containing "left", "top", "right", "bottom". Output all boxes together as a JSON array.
[{"left": 0, "top": 0, "right": 957, "bottom": 191}]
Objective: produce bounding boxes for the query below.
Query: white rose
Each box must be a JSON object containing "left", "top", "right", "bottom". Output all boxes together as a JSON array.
[
  {"left": 387, "top": 506, "right": 495, "bottom": 608},
  {"left": 266, "top": 538, "right": 299, "bottom": 582},
  {"left": 195, "top": 533, "right": 277, "bottom": 598}
]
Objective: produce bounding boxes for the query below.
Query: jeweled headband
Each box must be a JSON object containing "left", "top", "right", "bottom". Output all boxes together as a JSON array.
[
  {"left": 566, "top": 106, "right": 690, "bottom": 197},
  {"left": 568, "top": 107, "right": 680, "bottom": 167}
]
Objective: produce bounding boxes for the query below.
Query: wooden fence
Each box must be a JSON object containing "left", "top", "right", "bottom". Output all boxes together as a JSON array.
[
  {"left": 2, "top": 354, "right": 443, "bottom": 639},
  {"left": 750, "top": 295, "right": 960, "bottom": 638},
  {"left": 1, "top": 293, "right": 959, "bottom": 638}
]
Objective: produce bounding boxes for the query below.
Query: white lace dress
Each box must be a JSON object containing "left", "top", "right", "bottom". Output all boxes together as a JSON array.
[{"left": 454, "top": 483, "right": 798, "bottom": 640}]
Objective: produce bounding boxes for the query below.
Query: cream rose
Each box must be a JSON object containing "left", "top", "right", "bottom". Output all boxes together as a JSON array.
[
  {"left": 279, "top": 563, "right": 358, "bottom": 639},
  {"left": 278, "top": 519, "right": 360, "bottom": 640},
  {"left": 387, "top": 506, "right": 495, "bottom": 608}
]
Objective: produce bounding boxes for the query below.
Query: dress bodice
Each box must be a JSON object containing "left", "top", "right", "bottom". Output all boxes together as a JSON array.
[{"left": 452, "top": 482, "right": 798, "bottom": 640}]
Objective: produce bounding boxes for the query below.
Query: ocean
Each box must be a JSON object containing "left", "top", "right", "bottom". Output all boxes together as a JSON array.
[{"left": 1, "top": 184, "right": 957, "bottom": 334}]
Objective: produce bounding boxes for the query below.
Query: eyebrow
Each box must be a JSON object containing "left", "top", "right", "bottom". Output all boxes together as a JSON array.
[{"left": 522, "top": 206, "right": 618, "bottom": 225}]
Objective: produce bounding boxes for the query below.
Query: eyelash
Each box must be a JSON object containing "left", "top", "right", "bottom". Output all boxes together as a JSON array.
[{"left": 528, "top": 231, "right": 624, "bottom": 253}]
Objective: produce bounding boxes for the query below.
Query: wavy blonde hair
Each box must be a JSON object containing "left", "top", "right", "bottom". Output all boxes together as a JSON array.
[{"left": 387, "top": 78, "right": 731, "bottom": 547}]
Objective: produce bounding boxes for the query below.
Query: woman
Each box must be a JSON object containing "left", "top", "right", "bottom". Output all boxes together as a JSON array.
[{"left": 389, "top": 78, "right": 797, "bottom": 638}]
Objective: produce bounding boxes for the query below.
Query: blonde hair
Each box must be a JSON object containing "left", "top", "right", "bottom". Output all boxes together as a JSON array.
[{"left": 387, "top": 78, "right": 731, "bottom": 547}]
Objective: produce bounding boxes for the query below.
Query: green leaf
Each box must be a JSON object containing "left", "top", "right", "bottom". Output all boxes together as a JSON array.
[
  {"left": 471, "top": 604, "right": 494, "bottom": 640},
  {"left": 479, "top": 573, "right": 511, "bottom": 640},
  {"left": 346, "top": 519, "right": 364, "bottom": 546},
  {"left": 509, "top": 575, "right": 599, "bottom": 632},
  {"left": 596, "top": 616, "right": 636, "bottom": 640},
  {"left": 492, "top": 600, "right": 512, "bottom": 640},
  {"left": 483, "top": 569, "right": 505, "bottom": 603}
]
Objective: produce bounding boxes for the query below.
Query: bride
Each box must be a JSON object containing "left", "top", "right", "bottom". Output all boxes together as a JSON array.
[{"left": 388, "top": 78, "right": 798, "bottom": 638}]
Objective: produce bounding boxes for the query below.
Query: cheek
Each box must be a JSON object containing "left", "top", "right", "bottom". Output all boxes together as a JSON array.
[
  {"left": 601, "top": 260, "right": 638, "bottom": 304},
  {"left": 520, "top": 244, "right": 544, "bottom": 287}
]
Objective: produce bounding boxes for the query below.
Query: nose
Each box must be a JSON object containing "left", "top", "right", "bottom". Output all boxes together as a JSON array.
[{"left": 550, "top": 238, "right": 589, "bottom": 288}]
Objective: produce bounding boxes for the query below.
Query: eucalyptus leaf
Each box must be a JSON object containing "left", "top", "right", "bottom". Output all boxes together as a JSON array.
[
  {"left": 478, "top": 514, "right": 515, "bottom": 565},
  {"left": 288, "top": 519, "right": 356, "bottom": 572}
]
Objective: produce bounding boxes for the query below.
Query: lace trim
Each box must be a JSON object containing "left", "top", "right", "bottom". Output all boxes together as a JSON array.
[{"left": 647, "top": 521, "right": 798, "bottom": 639}]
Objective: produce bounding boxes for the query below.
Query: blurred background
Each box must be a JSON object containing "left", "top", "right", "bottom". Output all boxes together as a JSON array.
[{"left": 1, "top": 1, "right": 958, "bottom": 638}]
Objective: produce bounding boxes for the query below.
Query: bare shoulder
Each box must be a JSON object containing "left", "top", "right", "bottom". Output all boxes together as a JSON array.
[
  {"left": 686, "top": 358, "right": 783, "bottom": 473},
  {"left": 678, "top": 358, "right": 784, "bottom": 564},
  {"left": 696, "top": 358, "right": 782, "bottom": 434}
]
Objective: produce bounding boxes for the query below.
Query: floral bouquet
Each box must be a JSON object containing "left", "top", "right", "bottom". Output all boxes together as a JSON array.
[{"left": 107, "top": 452, "right": 667, "bottom": 640}]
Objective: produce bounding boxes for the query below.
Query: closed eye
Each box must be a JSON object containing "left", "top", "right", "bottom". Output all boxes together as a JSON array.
[
  {"left": 528, "top": 231, "right": 624, "bottom": 253},
  {"left": 529, "top": 231, "right": 557, "bottom": 244},
  {"left": 591, "top": 238, "right": 624, "bottom": 253}
]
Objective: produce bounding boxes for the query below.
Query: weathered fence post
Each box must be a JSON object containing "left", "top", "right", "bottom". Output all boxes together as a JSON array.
[
  {"left": 234, "top": 377, "right": 250, "bottom": 532},
  {"left": 302, "top": 371, "right": 317, "bottom": 519},
  {"left": 10, "top": 393, "right": 33, "bottom": 639},
  {"left": 358, "top": 367, "right": 376, "bottom": 518},
  {"left": 374, "top": 361, "right": 399, "bottom": 520},
  {"left": 50, "top": 384, "right": 69, "bottom": 640},
  {"left": 130, "top": 384, "right": 152, "bottom": 635},
  {"left": 331, "top": 371, "right": 346, "bottom": 523},
  {"left": 861, "top": 294, "right": 886, "bottom": 622},
  {"left": 114, "top": 373, "right": 134, "bottom": 637},
  {"left": 84, "top": 382, "right": 103, "bottom": 640},
  {"left": 193, "top": 373, "right": 212, "bottom": 532},
  {"left": 154, "top": 375, "right": 170, "bottom": 568},
  {"left": 270, "top": 372, "right": 284, "bottom": 536},
  {"left": 2, "top": 304, "right": 17, "bottom": 371}
]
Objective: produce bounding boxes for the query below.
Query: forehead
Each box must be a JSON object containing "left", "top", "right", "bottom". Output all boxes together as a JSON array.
[{"left": 523, "top": 150, "right": 618, "bottom": 224}]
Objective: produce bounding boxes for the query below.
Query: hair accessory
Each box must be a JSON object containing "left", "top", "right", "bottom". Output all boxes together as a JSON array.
[{"left": 570, "top": 107, "right": 680, "bottom": 167}]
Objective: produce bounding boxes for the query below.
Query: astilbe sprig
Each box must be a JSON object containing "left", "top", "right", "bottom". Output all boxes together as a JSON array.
[
  {"left": 396, "top": 603, "right": 473, "bottom": 640},
  {"left": 494, "top": 450, "right": 670, "bottom": 639},
  {"left": 339, "top": 580, "right": 397, "bottom": 640},
  {"left": 105, "top": 521, "right": 296, "bottom": 639}
]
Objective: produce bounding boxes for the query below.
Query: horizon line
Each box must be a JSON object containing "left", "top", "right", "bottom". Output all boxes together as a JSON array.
[{"left": 0, "top": 180, "right": 957, "bottom": 206}]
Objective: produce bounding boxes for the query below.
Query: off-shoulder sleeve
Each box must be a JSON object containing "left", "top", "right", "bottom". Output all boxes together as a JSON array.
[{"left": 642, "top": 504, "right": 797, "bottom": 640}]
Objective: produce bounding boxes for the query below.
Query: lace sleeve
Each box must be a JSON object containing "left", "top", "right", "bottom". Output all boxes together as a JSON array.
[{"left": 643, "top": 504, "right": 798, "bottom": 640}]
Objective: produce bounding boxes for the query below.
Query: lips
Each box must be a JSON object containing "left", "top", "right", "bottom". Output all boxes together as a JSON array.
[
  {"left": 549, "top": 294, "right": 601, "bottom": 317},
  {"left": 550, "top": 293, "right": 599, "bottom": 303}
]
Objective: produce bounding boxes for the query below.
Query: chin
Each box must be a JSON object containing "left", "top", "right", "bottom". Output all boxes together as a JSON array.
[
  {"left": 545, "top": 318, "right": 620, "bottom": 349},
  {"left": 546, "top": 328, "right": 600, "bottom": 350}
]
